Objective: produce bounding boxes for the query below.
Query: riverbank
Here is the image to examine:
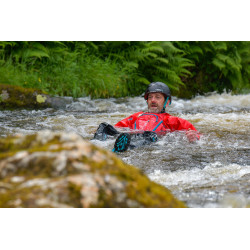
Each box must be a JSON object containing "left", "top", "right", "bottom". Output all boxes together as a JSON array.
[{"left": 0, "top": 84, "right": 73, "bottom": 109}]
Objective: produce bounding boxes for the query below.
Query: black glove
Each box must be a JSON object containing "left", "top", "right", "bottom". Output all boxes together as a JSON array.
[
  {"left": 94, "top": 123, "right": 120, "bottom": 141},
  {"left": 143, "top": 131, "right": 158, "bottom": 142}
]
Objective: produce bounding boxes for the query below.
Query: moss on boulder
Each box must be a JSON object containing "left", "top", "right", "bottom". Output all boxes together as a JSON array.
[
  {"left": 0, "top": 84, "right": 72, "bottom": 109},
  {"left": 0, "top": 131, "right": 186, "bottom": 208}
]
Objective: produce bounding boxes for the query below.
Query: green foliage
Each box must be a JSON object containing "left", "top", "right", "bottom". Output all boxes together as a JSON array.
[
  {"left": 89, "top": 41, "right": 194, "bottom": 94},
  {"left": 0, "top": 41, "right": 249, "bottom": 99},
  {"left": 0, "top": 42, "right": 129, "bottom": 98},
  {"left": 173, "top": 41, "right": 250, "bottom": 97}
]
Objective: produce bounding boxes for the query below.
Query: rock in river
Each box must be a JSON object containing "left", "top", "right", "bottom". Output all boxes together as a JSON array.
[
  {"left": 0, "top": 131, "right": 186, "bottom": 208},
  {"left": 0, "top": 84, "right": 72, "bottom": 109}
]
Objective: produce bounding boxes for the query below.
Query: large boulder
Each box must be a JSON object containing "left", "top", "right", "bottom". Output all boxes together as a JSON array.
[
  {"left": 0, "top": 84, "right": 72, "bottom": 109},
  {"left": 0, "top": 131, "right": 186, "bottom": 208}
]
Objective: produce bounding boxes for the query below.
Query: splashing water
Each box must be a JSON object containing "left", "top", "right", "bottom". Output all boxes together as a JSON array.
[{"left": 1, "top": 92, "right": 250, "bottom": 207}]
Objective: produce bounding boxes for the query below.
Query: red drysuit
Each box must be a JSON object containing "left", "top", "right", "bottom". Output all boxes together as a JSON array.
[{"left": 115, "top": 112, "right": 198, "bottom": 135}]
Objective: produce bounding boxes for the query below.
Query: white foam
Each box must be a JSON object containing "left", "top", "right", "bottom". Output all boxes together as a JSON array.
[{"left": 148, "top": 162, "right": 250, "bottom": 189}]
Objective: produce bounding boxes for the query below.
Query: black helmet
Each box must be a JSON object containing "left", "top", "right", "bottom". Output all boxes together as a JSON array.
[{"left": 144, "top": 82, "right": 171, "bottom": 103}]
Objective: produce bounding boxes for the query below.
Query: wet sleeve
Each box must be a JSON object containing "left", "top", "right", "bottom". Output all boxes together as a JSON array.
[
  {"left": 115, "top": 112, "right": 142, "bottom": 128},
  {"left": 164, "top": 116, "right": 200, "bottom": 139},
  {"left": 114, "top": 116, "right": 132, "bottom": 128},
  {"left": 177, "top": 117, "right": 200, "bottom": 140},
  {"left": 177, "top": 118, "right": 198, "bottom": 131}
]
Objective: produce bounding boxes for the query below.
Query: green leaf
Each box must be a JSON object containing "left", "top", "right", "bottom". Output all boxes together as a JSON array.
[
  {"left": 124, "top": 61, "right": 139, "bottom": 69},
  {"left": 226, "top": 57, "right": 241, "bottom": 72},
  {"left": 142, "top": 46, "right": 164, "bottom": 54},
  {"left": 179, "top": 68, "right": 192, "bottom": 76},
  {"left": 189, "top": 45, "right": 203, "bottom": 54},
  {"left": 213, "top": 42, "right": 228, "bottom": 51},
  {"left": 216, "top": 53, "right": 229, "bottom": 62},
  {"left": 160, "top": 41, "right": 182, "bottom": 54},
  {"left": 136, "top": 77, "right": 151, "bottom": 85},
  {"left": 23, "top": 50, "right": 50, "bottom": 59},
  {"left": 155, "top": 57, "right": 169, "bottom": 65},
  {"left": 212, "top": 58, "right": 226, "bottom": 70}
]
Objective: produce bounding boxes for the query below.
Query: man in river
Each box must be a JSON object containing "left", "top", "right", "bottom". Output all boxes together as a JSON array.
[{"left": 94, "top": 82, "right": 200, "bottom": 152}]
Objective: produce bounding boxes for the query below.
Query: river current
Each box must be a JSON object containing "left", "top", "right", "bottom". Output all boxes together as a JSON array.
[{"left": 1, "top": 92, "right": 250, "bottom": 208}]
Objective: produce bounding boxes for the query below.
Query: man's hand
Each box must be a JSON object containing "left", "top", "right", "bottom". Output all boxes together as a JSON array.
[{"left": 186, "top": 129, "right": 199, "bottom": 142}]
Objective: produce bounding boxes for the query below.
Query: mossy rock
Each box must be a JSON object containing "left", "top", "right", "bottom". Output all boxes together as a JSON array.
[
  {"left": 0, "top": 84, "right": 72, "bottom": 109},
  {"left": 0, "top": 131, "right": 186, "bottom": 208}
]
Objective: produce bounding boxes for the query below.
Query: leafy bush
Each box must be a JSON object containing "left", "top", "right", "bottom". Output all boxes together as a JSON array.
[
  {"left": 173, "top": 41, "right": 250, "bottom": 97},
  {"left": 0, "top": 42, "right": 129, "bottom": 98},
  {"left": 0, "top": 41, "right": 249, "bottom": 99},
  {"left": 87, "top": 41, "right": 194, "bottom": 95}
]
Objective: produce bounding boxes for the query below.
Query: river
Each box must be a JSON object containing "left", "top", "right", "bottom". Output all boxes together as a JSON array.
[{"left": 1, "top": 92, "right": 250, "bottom": 207}]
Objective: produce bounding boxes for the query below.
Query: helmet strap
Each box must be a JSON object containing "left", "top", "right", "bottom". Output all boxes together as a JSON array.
[{"left": 161, "top": 97, "right": 169, "bottom": 112}]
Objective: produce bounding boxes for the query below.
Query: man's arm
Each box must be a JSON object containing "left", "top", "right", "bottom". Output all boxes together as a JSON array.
[
  {"left": 164, "top": 116, "right": 200, "bottom": 142},
  {"left": 178, "top": 118, "right": 200, "bottom": 142},
  {"left": 115, "top": 112, "right": 143, "bottom": 129}
]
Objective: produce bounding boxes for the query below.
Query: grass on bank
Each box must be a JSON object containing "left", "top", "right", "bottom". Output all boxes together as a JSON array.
[
  {"left": 0, "top": 55, "right": 131, "bottom": 99},
  {"left": 1, "top": 41, "right": 250, "bottom": 99}
]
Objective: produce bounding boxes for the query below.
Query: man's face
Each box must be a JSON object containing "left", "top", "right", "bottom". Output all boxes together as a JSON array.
[{"left": 147, "top": 92, "right": 165, "bottom": 113}]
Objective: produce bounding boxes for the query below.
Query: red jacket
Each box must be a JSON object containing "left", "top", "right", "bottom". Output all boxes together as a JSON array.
[{"left": 115, "top": 112, "right": 198, "bottom": 135}]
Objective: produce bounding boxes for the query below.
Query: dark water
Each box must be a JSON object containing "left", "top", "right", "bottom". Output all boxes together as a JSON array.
[{"left": 1, "top": 92, "right": 250, "bottom": 207}]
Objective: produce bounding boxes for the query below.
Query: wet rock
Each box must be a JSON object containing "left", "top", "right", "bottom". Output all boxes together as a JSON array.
[
  {"left": 0, "top": 131, "right": 186, "bottom": 208},
  {"left": 0, "top": 84, "right": 73, "bottom": 109}
]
